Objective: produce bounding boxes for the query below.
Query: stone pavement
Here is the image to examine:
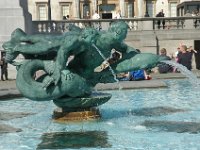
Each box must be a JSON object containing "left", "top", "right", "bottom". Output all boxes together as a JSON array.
[
  {"left": 0, "top": 70, "right": 200, "bottom": 100},
  {"left": 0, "top": 79, "right": 21, "bottom": 99}
]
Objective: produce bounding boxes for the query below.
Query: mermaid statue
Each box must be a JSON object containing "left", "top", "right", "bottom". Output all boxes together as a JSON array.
[{"left": 2, "top": 21, "right": 163, "bottom": 120}]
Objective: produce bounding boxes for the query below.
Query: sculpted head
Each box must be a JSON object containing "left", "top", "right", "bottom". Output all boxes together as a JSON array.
[
  {"left": 80, "top": 28, "right": 99, "bottom": 44},
  {"left": 108, "top": 21, "right": 128, "bottom": 41}
]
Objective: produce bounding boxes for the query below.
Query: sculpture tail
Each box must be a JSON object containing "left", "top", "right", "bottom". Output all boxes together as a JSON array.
[
  {"left": 2, "top": 28, "right": 26, "bottom": 63},
  {"left": 16, "top": 60, "right": 92, "bottom": 101},
  {"left": 114, "top": 53, "right": 160, "bottom": 73}
]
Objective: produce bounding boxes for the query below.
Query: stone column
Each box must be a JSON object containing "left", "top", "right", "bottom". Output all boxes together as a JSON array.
[
  {"left": 119, "top": 0, "right": 125, "bottom": 17},
  {"left": 48, "top": 0, "right": 51, "bottom": 20},
  {"left": 74, "top": 0, "right": 80, "bottom": 19},
  {"left": 0, "top": 0, "right": 28, "bottom": 79},
  {"left": 0, "top": 0, "right": 25, "bottom": 48},
  {"left": 93, "top": 0, "right": 97, "bottom": 12},
  {"left": 138, "top": 0, "right": 144, "bottom": 17}
]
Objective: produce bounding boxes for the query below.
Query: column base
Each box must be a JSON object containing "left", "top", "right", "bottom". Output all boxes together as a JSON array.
[{"left": 52, "top": 107, "right": 101, "bottom": 122}]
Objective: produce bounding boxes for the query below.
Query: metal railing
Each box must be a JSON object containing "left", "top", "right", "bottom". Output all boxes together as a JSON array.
[{"left": 32, "top": 16, "right": 200, "bottom": 34}]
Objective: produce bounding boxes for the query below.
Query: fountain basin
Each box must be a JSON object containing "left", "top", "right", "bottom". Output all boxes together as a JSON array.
[{"left": 1, "top": 79, "right": 200, "bottom": 149}]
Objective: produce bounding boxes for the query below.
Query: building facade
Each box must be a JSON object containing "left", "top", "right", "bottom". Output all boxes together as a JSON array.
[
  {"left": 177, "top": 0, "right": 200, "bottom": 16},
  {"left": 28, "top": 0, "right": 180, "bottom": 21}
]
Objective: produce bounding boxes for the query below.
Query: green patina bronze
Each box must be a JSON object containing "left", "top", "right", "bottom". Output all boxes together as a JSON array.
[{"left": 2, "top": 21, "right": 162, "bottom": 111}]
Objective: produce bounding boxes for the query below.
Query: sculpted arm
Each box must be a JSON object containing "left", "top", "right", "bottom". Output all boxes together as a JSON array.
[
  {"left": 114, "top": 42, "right": 139, "bottom": 54},
  {"left": 19, "top": 35, "right": 60, "bottom": 53},
  {"left": 5, "top": 28, "right": 61, "bottom": 54},
  {"left": 52, "top": 47, "right": 68, "bottom": 84},
  {"left": 126, "top": 45, "right": 139, "bottom": 53},
  {"left": 47, "top": 28, "right": 98, "bottom": 86},
  {"left": 51, "top": 36, "right": 81, "bottom": 85}
]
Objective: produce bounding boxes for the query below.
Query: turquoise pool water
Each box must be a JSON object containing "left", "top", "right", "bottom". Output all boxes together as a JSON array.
[{"left": 1, "top": 79, "right": 200, "bottom": 150}]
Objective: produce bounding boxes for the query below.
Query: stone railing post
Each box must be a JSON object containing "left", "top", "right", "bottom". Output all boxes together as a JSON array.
[
  {"left": 142, "top": 20, "right": 153, "bottom": 30},
  {"left": 184, "top": 18, "right": 196, "bottom": 29}
]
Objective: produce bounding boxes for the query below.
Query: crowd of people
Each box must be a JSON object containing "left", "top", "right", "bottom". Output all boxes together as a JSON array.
[
  {"left": 156, "top": 45, "right": 197, "bottom": 73},
  {"left": 155, "top": 44, "right": 197, "bottom": 74},
  {"left": 118, "top": 43, "right": 198, "bottom": 81}
]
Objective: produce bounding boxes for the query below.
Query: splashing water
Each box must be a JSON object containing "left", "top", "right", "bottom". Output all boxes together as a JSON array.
[
  {"left": 161, "top": 60, "right": 200, "bottom": 85},
  {"left": 92, "top": 44, "right": 122, "bottom": 90}
]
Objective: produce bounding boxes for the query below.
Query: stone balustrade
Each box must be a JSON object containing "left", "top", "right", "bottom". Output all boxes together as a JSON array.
[{"left": 31, "top": 17, "right": 200, "bottom": 34}]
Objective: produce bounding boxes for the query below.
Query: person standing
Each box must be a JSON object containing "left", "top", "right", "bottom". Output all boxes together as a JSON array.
[
  {"left": 92, "top": 10, "right": 100, "bottom": 19},
  {"left": 187, "top": 46, "right": 197, "bottom": 70},
  {"left": 1, "top": 53, "right": 8, "bottom": 81},
  {"left": 114, "top": 10, "right": 122, "bottom": 19},
  {"left": 66, "top": 15, "right": 70, "bottom": 20},
  {"left": 62, "top": 16, "right": 67, "bottom": 20},
  {"left": 86, "top": 11, "right": 90, "bottom": 19},
  {"left": 156, "top": 9, "right": 165, "bottom": 29},
  {"left": 177, "top": 45, "right": 193, "bottom": 70}
]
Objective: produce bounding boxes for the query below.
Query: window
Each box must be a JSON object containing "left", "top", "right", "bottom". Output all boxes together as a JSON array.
[
  {"left": 125, "top": 2, "right": 133, "bottom": 18},
  {"left": 60, "top": 3, "right": 71, "bottom": 19},
  {"left": 37, "top": 4, "right": 47, "bottom": 20},
  {"left": 99, "top": 4, "right": 116, "bottom": 12},
  {"left": 169, "top": 2, "right": 177, "bottom": 17},
  {"left": 83, "top": 3, "right": 90, "bottom": 19},
  {"left": 128, "top": 3, "right": 133, "bottom": 18},
  {"left": 147, "top": 1, "right": 155, "bottom": 17}
]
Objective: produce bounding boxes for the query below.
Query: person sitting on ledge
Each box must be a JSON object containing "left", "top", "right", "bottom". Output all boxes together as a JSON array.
[{"left": 157, "top": 48, "right": 173, "bottom": 73}]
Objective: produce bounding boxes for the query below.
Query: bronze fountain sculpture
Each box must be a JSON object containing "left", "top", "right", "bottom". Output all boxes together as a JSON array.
[{"left": 2, "top": 21, "right": 163, "bottom": 121}]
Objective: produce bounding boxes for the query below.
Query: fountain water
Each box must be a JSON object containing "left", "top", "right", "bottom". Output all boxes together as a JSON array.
[
  {"left": 1, "top": 79, "right": 200, "bottom": 149},
  {"left": 92, "top": 43, "right": 123, "bottom": 90},
  {"left": 92, "top": 44, "right": 119, "bottom": 82},
  {"left": 161, "top": 60, "right": 200, "bottom": 85}
]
